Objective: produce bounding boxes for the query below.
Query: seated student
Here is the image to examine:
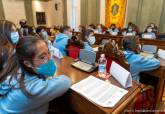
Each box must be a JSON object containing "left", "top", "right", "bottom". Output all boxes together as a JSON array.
[
  {"left": 96, "top": 24, "right": 103, "bottom": 33},
  {"left": 36, "top": 26, "right": 63, "bottom": 58},
  {"left": 19, "top": 19, "right": 29, "bottom": 37},
  {"left": 50, "top": 25, "right": 60, "bottom": 36},
  {"left": 125, "top": 26, "right": 136, "bottom": 36},
  {"left": 122, "top": 36, "right": 160, "bottom": 82},
  {"left": 66, "top": 35, "right": 84, "bottom": 58},
  {"left": 48, "top": 40, "right": 63, "bottom": 59},
  {"left": 53, "top": 26, "right": 72, "bottom": 55},
  {"left": 149, "top": 23, "right": 158, "bottom": 35},
  {"left": 0, "top": 36, "right": 71, "bottom": 114},
  {"left": 0, "top": 20, "right": 20, "bottom": 72},
  {"left": 36, "top": 26, "right": 49, "bottom": 41},
  {"left": 107, "top": 24, "right": 119, "bottom": 35},
  {"left": 124, "top": 22, "right": 138, "bottom": 36},
  {"left": 142, "top": 26, "right": 156, "bottom": 39},
  {"left": 77, "top": 25, "right": 86, "bottom": 32},
  {"left": 86, "top": 24, "right": 96, "bottom": 31},
  {"left": 80, "top": 29, "right": 95, "bottom": 51}
]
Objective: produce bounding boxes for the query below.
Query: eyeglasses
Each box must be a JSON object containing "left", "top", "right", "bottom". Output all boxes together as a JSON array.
[{"left": 32, "top": 53, "right": 51, "bottom": 64}]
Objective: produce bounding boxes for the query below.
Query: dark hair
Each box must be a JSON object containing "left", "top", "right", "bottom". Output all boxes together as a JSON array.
[
  {"left": 0, "top": 20, "right": 16, "bottom": 45},
  {"left": 67, "top": 35, "right": 84, "bottom": 48},
  {"left": 0, "top": 20, "right": 17, "bottom": 73},
  {"left": 36, "top": 26, "right": 46, "bottom": 34},
  {"left": 110, "top": 24, "right": 116, "bottom": 28},
  {"left": 0, "top": 36, "right": 47, "bottom": 98},
  {"left": 89, "top": 24, "right": 96, "bottom": 29},
  {"left": 59, "top": 26, "right": 71, "bottom": 33},
  {"left": 122, "top": 36, "right": 140, "bottom": 54},
  {"left": 81, "top": 29, "right": 94, "bottom": 42},
  {"left": 16, "top": 36, "right": 47, "bottom": 75}
]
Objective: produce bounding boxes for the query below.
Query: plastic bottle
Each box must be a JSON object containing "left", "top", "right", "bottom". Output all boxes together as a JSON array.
[{"left": 98, "top": 54, "right": 107, "bottom": 78}]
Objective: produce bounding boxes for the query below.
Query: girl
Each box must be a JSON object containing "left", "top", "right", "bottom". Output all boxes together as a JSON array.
[
  {"left": 0, "top": 20, "right": 20, "bottom": 72},
  {"left": 81, "top": 29, "right": 95, "bottom": 51},
  {"left": 0, "top": 36, "right": 71, "bottom": 114},
  {"left": 122, "top": 36, "right": 160, "bottom": 82}
]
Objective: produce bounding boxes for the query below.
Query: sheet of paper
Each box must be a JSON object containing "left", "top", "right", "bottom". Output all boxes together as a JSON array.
[
  {"left": 110, "top": 61, "right": 132, "bottom": 88},
  {"left": 71, "top": 75, "right": 128, "bottom": 107},
  {"left": 158, "top": 49, "right": 165, "bottom": 60}
]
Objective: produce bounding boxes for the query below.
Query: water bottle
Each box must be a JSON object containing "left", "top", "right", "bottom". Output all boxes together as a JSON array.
[{"left": 98, "top": 54, "right": 107, "bottom": 78}]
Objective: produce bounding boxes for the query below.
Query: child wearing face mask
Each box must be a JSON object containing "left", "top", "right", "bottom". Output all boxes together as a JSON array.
[
  {"left": 80, "top": 29, "right": 96, "bottom": 51},
  {"left": 0, "top": 20, "right": 20, "bottom": 72},
  {"left": 36, "top": 26, "right": 49, "bottom": 41},
  {"left": 142, "top": 26, "right": 156, "bottom": 39},
  {"left": 53, "top": 26, "right": 72, "bottom": 55},
  {"left": 123, "top": 36, "right": 160, "bottom": 82},
  {"left": 107, "top": 24, "right": 119, "bottom": 35},
  {"left": 0, "top": 36, "right": 71, "bottom": 114}
]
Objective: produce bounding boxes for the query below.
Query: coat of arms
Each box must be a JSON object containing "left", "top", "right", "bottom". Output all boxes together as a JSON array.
[{"left": 111, "top": 3, "right": 119, "bottom": 16}]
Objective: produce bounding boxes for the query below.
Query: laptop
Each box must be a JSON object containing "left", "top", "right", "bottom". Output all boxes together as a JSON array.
[
  {"left": 71, "top": 49, "right": 98, "bottom": 72},
  {"left": 140, "top": 45, "right": 157, "bottom": 58}
]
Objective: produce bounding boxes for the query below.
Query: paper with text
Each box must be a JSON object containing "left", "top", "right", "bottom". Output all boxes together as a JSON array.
[
  {"left": 110, "top": 61, "right": 132, "bottom": 88},
  {"left": 158, "top": 49, "right": 165, "bottom": 60},
  {"left": 71, "top": 76, "right": 128, "bottom": 107}
]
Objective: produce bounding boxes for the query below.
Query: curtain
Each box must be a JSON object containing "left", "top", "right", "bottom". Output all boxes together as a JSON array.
[
  {"left": 105, "top": 0, "right": 127, "bottom": 28},
  {"left": 0, "top": 0, "right": 5, "bottom": 20},
  {"left": 24, "top": 0, "right": 34, "bottom": 26}
]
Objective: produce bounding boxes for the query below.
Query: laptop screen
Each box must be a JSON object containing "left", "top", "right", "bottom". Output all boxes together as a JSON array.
[
  {"left": 142, "top": 45, "right": 157, "bottom": 54},
  {"left": 79, "top": 49, "right": 96, "bottom": 64}
]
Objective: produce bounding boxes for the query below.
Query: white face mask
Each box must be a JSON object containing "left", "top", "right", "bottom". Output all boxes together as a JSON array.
[
  {"left": 88, "top": 36, "right": 96, "bottom": 45},
  {"left": 147, "top": 28, "right": 152, "bottom": 32}
]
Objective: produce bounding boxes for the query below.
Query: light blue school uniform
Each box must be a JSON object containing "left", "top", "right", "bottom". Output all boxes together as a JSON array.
[
  {"left": 142, "top": 32, "right": 156, "bottom": 39},
  {"left": 53, "top": 33, "right": 70, "bottom": 55},
  {"left": 0, "top": 70, "right": 71, "bottom": 114},
  {"left": 108, "top": 28, "right": 119, "bottom": 33},
  {"left": 124, "top": 50, "right": 160, "bottom": 82},
  {"left": 83, "top": 42, "right": 94, "bottom": 51}
]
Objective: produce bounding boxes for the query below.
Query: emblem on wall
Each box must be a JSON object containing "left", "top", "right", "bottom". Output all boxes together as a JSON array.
[{"left": 111, "top": 3, "right": 119, "bottom": 16}]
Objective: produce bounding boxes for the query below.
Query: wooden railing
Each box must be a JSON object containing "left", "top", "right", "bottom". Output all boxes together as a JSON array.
[{"left": 94, "top": 34, "right": 165, "bottom": 49}]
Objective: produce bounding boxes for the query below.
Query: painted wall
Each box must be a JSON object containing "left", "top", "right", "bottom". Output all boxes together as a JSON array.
[
  {"left": 100, "top": 0, "right": 105, "bottom": 25},
  {"left": 81, "top": 0, "right": 100, "bottom": 25},
  {"left": 32, "top": 0, "right": 63, "bottom": 27},
  {"left": 126, "top": 0, "right": 163, "bottom": 31},
  {"left": 2, "top": 0, "right": 26, "bottom": 27}
]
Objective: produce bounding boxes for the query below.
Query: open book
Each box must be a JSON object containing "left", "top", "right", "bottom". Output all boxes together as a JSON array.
[{"left": 71, "top": 76, "right": 128, "bottom": 107}]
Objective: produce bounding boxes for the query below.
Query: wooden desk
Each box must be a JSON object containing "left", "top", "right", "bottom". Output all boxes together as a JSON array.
[
  {"left": 142, "top": 58, "right": 165, "bottom": 107},
  {"left": 94, "top": 34, "right": 165, "bottom": 49},
  {"left": 56, "top": 57, "right": 140, "bottom": 114}
]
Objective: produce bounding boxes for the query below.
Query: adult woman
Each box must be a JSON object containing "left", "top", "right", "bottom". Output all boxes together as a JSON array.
[
  {"left": 0, "top": 36, "right": 71, "bottom": 114},
  {"left": 122, "top": 36, "right": 160, "bottom": 82}
]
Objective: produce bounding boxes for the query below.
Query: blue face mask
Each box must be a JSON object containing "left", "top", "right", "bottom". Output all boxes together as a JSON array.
[
  {"left": 11, "top": 32, "right": 19, "bottom": 44},
  {"left": 35, "top": 59, "right": 56, "bottom": 77}
]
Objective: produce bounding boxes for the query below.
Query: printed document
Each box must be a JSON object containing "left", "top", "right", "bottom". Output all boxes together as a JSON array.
[{"left": 71, "top": 75, "right": 128, "bottom": 107}]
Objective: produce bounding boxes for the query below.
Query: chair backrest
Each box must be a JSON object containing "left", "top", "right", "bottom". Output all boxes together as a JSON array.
[{"left": 67, "top": 45, "right": 80, "bottom": 59}]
